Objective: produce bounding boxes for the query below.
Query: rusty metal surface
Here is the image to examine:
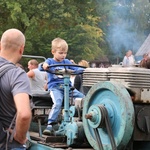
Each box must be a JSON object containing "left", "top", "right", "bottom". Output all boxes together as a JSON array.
[{"left": 30, "top": 131, "right": 93, "bottom": 149}]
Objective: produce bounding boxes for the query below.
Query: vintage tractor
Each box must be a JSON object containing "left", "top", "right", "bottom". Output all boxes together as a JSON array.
[{"left": 24, "top": 55, "right": 150, "bottom": 150}]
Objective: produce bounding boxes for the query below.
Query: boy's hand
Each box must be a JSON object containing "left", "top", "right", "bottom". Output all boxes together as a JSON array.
[{"left": 42, "top": 63, "right": 49, "bottom": 70}]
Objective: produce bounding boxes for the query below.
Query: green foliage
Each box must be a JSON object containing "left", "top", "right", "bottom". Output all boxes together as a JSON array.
[
  {"left": 0, "top": 0, "right": 149, "bottom": 65},
  {"left": 0, "top": 0, "right": 106, "bottom": 63},
  {"left": 132, "top": 0, "right": 150, "bottom": 36}
]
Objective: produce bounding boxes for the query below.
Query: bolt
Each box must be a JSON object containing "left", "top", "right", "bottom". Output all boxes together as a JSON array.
[{"left": 85, "top": 113, "right": 93, "bottom": 119}]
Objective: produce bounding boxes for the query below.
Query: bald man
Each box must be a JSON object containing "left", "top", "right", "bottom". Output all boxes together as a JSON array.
[{"left": 0, "top": 29, "right": 31, "bottom": 149}]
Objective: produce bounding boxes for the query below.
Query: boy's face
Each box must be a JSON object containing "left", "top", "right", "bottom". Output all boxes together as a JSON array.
[{"left": 52, "top": 50, "right": 67, "bottom": 62}]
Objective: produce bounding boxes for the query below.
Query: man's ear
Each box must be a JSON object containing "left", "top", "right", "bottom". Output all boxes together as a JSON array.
[
  {"left": 0, "top": 42, "right": 1, "bottom": 50},
  {"left": 19, "top": 45, "right": 24, "bottom": 55}
]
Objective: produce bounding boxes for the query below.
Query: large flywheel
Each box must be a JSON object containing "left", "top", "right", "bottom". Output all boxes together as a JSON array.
[{"left": 83, "top": 81, "right": 135, "bottom": 150}]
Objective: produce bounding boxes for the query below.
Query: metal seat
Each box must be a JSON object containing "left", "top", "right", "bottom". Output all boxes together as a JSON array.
[
  {"left": 31, "top": 94, "right": 53, "bottom": 137},
  {"left": 32, "top": 93, "right": 53, "bottom": 109}
]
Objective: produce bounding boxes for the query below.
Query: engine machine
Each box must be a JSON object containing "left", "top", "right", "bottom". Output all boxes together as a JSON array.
[
  {"left": 83, "top": 66, "right": 150, "bottom": 149},
  {"left": 27, "top": 62, "right": 150, "bottom": 150}
]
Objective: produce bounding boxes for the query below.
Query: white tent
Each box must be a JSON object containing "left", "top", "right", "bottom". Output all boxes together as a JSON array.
[{"left": 135, "top": 34, "right": 150, "bottom": 56}]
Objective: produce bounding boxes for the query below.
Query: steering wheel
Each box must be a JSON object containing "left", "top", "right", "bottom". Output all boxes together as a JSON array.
[{"left": 45, "top": 64, "right": 86, "bottom": 75}]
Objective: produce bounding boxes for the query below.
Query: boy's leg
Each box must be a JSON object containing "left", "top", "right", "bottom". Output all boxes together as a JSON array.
[
  {"left": 71, "top": 88, "right": 85, "bottom": 98},
  {"left": 43, "top": 88, "right": 63, "bottom": 135},
  {"left": 48, "top": 88, "right": 63, "bottom": 124},
  {"left": 71, "top": 89, "right": 85, "bottom": 108}
]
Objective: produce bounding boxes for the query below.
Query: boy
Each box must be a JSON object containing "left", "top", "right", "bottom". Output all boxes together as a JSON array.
[{"left": 41, "top": 37, "right": 84, "bottom": 135}]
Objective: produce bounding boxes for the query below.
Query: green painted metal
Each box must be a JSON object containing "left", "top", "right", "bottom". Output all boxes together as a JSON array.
[
  {"left": 83, "top": 81, "right": 135, "bottom": 150},
  {"left": 65, "top": 121, "right": 85, "bottom": 145}
]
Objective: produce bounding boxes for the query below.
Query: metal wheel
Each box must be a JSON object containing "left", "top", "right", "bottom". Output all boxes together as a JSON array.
[{"left": 83, "top": 81, "right": 135, "bottom": 150}]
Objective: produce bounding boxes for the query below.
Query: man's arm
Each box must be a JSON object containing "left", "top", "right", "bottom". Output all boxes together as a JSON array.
[
  {"left": 27, "top": 70, "right": 35, "bottom": 78},
  {"left": 13, "top": 93, "right": 32, "bottom": 144}
]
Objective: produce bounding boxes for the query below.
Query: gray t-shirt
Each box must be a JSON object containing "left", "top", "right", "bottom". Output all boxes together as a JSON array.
[
  {"left": 29, "top": 68, "right": 49, "bottom": 95},
  {"left": 0, "top": 57, "right": 31, "bottom": 128}
]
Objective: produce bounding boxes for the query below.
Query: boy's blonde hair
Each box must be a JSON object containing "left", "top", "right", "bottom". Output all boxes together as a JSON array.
[{"left": 51, "top": 37, "right": 68, "bottom": 52}]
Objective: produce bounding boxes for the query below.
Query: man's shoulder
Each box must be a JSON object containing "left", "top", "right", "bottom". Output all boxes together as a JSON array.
[
  {"left": 0, "top": 57, "right": 14, "bottom": 67},
  {"left": 2, "top": 63, "right": 26, "bottom": 79},
  {"left": 0, "top": 61, "right": 25, "bottom": 78},
  {"left": 9, "top": 69, "right": 27, "bottom": 82},
  {"left": 33, "top": 68, "right": 45, "bottom": 76}
]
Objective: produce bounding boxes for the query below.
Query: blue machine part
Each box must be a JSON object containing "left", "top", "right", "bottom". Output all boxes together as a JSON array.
[
  {"left": 83, "top": 81, "right": 135, "bottom": 150},
  {"left": 65, "top": 121, "right": 85, "bottom": 146},
  {"left": 69, "top": 106, "right": 77, "bottom": 117}
]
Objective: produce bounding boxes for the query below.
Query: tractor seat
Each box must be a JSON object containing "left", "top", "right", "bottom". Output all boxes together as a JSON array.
[
  {"left": 30, "top": 93, "right": 53, "bottom": 137},
  {"left": 31, "top": 93, "right": 53, "bottom": 107}
]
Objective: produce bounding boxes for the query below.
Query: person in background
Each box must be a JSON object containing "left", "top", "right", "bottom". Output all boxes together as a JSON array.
[
  {"left": 145, "top": 58, "right": 150, "bottom": 69},
  {"left": 40, "top": 37, "right": 85, "bottom": 135},
  {"left": 91, "top": 63, "right": 96, "bottom": 68},
  {"left": 99, "top": 63, "right": 104, "bottom": 68},
  {"left": 0, "top": 28, "right": 31, "bottom": 149},
  {"left": 139, "top": 53, "right": 149, "bottom": 68},
  {"left": 27, "top": 59, "right": 48, "bottom": 95},
  {"left": 74, "top": 60, "right": 89, "bottom": 95},
  {"left": 122, "top": 50, "right": 135, "bottom": 67},
  {"left": 70, "top": 59, "right": 76, "bottom": 86},
  {"left": 70, "top": 59, "right": 76, "bottom": 64}
]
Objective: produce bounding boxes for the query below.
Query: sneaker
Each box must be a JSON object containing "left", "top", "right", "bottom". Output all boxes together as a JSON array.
[{"left": 43, "top": 125, "right": 52, "bottom": 135}]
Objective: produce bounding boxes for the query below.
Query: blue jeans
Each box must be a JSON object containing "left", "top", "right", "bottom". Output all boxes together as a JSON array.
[
  {"left": 48, "top": 84, "right": 84, "bottom": 124},
  {"left": 0, "top": 139, "right": 26, "bottom": 150},
  {"left": 0, "top": 129, "right": 30, "bottom": 150}
]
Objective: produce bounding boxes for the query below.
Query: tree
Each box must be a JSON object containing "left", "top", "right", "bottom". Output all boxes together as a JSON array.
[
  {"left": 101, "top": 0, "right": 150, "bottom": 64},
  {"left": 0, "top": 0, "right": 106, "bottom": 63}
]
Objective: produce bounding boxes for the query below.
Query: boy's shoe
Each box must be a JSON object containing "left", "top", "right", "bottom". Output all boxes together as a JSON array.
[{"left": 43, "top": 125, "right": 53, "bottom": 135}]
